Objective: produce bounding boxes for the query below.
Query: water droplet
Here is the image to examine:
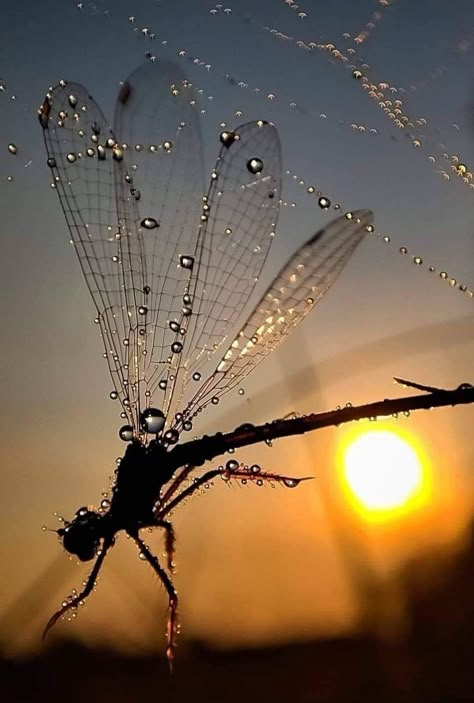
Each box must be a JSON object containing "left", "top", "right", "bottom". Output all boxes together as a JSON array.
[
  {"left": 238, "top": 388, "right": 245, "bottom": 396},
  {"left": 182, "top": 306, "right": 192, "bottom": 317},
  {"left": 250, "top": 464, "right": 261, "bottom": 474},
  {"left": 109, "top": 391, "right": 118, "bottom": 400},
  {"left": 138, "top": 305, "right": 148, "bottom": 315},
  {"left": 283, "top": 478, "right": 300, "bottom": 488},
  {"left": 143, "top": 285, "right": 151, "bottom": 295},
  {"left": 97, "top": 145, "right": 106, "bottom": 160},
  {"left": 140, "top": 408, "right": 165, "bottom": 433},
  {"left": 318, "top": 196, "right": 331, "bottom": 209},
  {"left": 91, "top": 121, "right": 101, "bottom": 135},
  {"left": 139, "top": 552, "right": 147, "bottom": 560},
  {"left": 220, "top": 131, "right": 237, "bottom": 147},
  {"left": 8, "top": 143, "right": 17, "bottom": 155},
  {"left": 159, "top": 379, "right": 167, "bottom": 390},
  {"left": 68, "top": 94, "right": 78, "bottom": 108},
  {"left": 247, "top": 157, "right": 264, "bottom": 174},
  {"left": 226, "top": 460, "right": 239, "bottom": 471},
  {"left": 413, "top": 256, "right": 423, "bottom": 265},
  {"left": 100, "top": 499, "right": 111, "bottom": 509},
  {"left": 163, "top": 140, "right": 173, "bottom": 151},
  {"left": 47, "top": 157, "right": 57, "bottom": 168},
  {"left": 180, "top": 255, "right": 194, "bottom": 269},
  {"left": 119, "top": 425, "right": 134, "bottom": 441},
  {"left": 66, "top": 152, "right": 77, "bottom": 163},
  {"left": 171, "top": 341, "right": 183, "bottom": 354},
  {"left": 211, "top": 397, "right": 219, "bottom": 405},
  {"left": 192, "top": 372, "right": 201, "bottom": 381},
  {"left": 164, "top": 429, "right": 179, "bottom": 444},
  {"left": 113, "top": 146, "right": 124, "bottom": 162},
  {"left": 141, "top": 217, "right": 159, "bottom": 229},
  {"left": 399, "top": 247, "right": 408, "bottom": 255},
  {"left": 183, "top": 420, "right": 193, "bottom": 431}
]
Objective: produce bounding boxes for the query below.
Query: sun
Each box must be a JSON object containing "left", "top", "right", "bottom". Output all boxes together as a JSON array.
[{"left": 341, "top": 429, "right": 426, "bottom": 518}]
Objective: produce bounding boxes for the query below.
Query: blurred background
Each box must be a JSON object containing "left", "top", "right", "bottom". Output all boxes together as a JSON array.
[{"left": 0, "top": 0, "right": 473, "bottom": 700}]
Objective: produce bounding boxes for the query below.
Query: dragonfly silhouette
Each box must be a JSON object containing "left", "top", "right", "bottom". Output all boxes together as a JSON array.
[{"left": 38, "top": 60, "right": 373, "bottom": 663}]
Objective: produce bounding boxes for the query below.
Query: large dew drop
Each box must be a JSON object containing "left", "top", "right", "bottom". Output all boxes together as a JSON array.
[{"left": 140, "top": 408, "right": 165, "bottom": 434}]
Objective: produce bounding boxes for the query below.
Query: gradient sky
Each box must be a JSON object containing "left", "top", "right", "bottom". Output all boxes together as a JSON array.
[{"left": 0, "top": 0, "right": 473, "bottom": 655}]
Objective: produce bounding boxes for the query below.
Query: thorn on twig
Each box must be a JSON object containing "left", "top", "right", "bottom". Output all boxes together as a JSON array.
[{"left": 393, "top": 377, "right": 445, "bottom": 393}]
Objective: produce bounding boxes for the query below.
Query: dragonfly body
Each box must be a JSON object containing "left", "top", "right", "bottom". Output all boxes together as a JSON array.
[{"left": 38, "top": 59, "right": 373, "bottom": 663}]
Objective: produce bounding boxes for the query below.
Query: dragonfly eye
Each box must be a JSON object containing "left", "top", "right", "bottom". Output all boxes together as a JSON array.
[{"left": 61, "top": 510, "right": 102, "bottom": 562}]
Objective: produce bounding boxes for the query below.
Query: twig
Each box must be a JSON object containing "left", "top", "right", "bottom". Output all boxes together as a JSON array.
[{"left": 170, "top": 381, "right": 474, "bottom": 468}]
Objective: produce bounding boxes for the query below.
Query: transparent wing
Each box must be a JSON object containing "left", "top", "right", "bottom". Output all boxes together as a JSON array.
[
  {"left": 40, "top": 81, "right": 140, "bottom": 425},
  {"left": 177, "top": 210, "right": 374, "bottom": 425},
  {"left": 111, "top": 61, "right": 205, "bottom": 430},
  {"left": 144, "top": 120, "right": 282, "bottom": 428},
  {"left": 39, "top": 62, "right": 205, "bottom": 433}
]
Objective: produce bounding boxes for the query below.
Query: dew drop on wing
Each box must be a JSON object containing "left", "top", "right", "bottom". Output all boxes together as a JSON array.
[
  {"left": 226, "top": 460, "right": 239, "bottom": 471},
  {"left": 179, "top": 255, "right": 194, "bottom": 269},
  {"left": 68, "top": 94, "right": 78, "bottom": 107},
  {"left": 171, "top": 342, "right": 183, "bottom": 354},
  {"left": 247, "top": 157, "right": 264, "bottom": 174},
  {"left": 47, "top": 157, "right": 56, "bottom": 168},
  {"left": 164, "top": 429, "right": 179, "bottom": 445},
  {"left": 141, "top": 217, "right": 159, "bottom": 230},
  {"left": 66, "top": 153, "right": 77, "bottom": 163},
  {"left": 119, "top": 425, "right": 134, "bottom": 442},
  {"left": 140, "top": 408, "right": 166, "bottom": 434},
  {"left": 220, "top": 130, "right": 237, "bottom": 147}
]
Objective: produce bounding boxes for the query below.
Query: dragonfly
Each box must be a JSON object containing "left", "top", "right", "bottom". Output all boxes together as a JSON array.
[{"left": 38, "top": 59, "right": 373, "bottom": 664}]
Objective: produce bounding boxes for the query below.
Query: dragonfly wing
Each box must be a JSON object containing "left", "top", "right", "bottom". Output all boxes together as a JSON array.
[
  {"left": 162, "top": 121, "right": 282, "bottom": 425},
  {"left": 111, "top": 61, "right": 204, "bottom": 430},
  {"left": 40, "top": 62, "right": 205, "bottom": 433},
  {"left": 180, "top": 210, "right": 374, "bottom": 418},
  {"left": 40, "top": 82, "right": 139, "bottom": 423}
]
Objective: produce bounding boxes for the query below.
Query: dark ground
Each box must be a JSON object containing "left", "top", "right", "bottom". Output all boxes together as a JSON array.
[{"left": 3, "top": 522, "right": 474, "bottom": 703}]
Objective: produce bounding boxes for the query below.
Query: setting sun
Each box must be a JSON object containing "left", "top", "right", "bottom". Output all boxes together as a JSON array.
[{"left": 341, "top": 429, "right": 427, "bottom": 518}]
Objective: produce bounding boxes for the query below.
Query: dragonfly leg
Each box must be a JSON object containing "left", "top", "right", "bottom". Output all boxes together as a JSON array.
[
  {"left": 42, "top": 537, "right": 113, "bottom": 639},
  {"left": 151, "top": 519, "right": 176, "bottom": 573},
  {"left": 132, "top": 535, "right": 178, "bottom": 668},
  {"left": 158, "top": 466, "right": 311, "bottom": 519}
]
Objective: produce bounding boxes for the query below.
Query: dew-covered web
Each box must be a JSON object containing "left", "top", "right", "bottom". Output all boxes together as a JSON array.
[{"left": 177, "top": 210, "right": 374, "bottom": 425}]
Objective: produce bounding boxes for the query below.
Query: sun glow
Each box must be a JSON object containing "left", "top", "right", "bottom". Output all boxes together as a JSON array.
[{"left": 341, "top": 429, "right": 428, "bottom": 520}]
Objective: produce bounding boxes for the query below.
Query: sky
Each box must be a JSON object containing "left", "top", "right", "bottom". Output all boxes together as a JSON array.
[{"left": 0, "top": 0, "right": 473, "bottom": 655}]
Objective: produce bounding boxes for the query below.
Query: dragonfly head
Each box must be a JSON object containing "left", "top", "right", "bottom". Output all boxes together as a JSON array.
[{"left": 58, "top": 508, "right": 102, "bottom": 561}]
